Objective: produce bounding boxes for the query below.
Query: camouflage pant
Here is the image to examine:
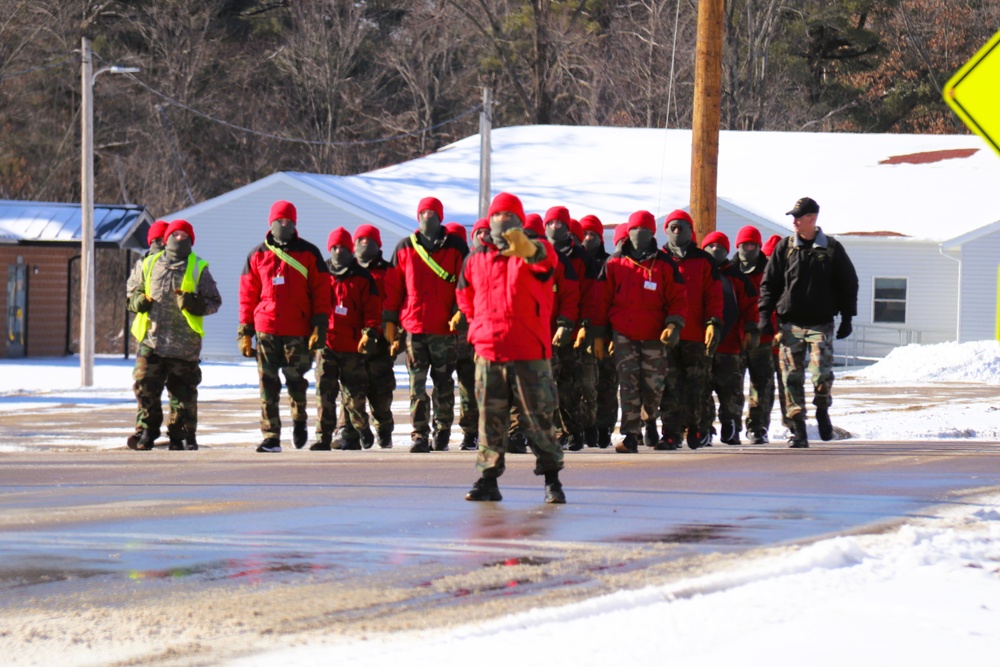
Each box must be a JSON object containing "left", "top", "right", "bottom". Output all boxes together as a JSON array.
[
  {"left": 132, "top": 345, "right": 201, "bottom": 438},
  {"left": 552, "top": 344, "right": 598, "bottom": 435},
  {"left": 256, "top": 333, "right": 312, "bottom": 438},
  {"left": 612, "top": 333, "right": 667, "bottom": 436},
  {"left": 741, "top": 342, "right": 776, "bottom": 433},
  {"left": 705, "top": 352, "right": 743, "bottom": 430},
  {"left": 337, "top": 347, "right": 396, "bottom": 436},
  {"left": 778, "top": 322, "right": 835, "bottom": 420},
  {"left": 595, "top": 350, "right": 619, "bottom": 430},
  {"left": 456, "top": 336, "right": 479, "bottom": 436},
  {"left": 475, "top": 357, "right": 563, "bottom": 478},
  {"left": 775, "top": 348, "right": 792, "bottom": 429},
  {"left": 315, "top": 349, "right": 369, "bottom": 437},
  {"left": 405, "top": 332, "right": 457, "bottom": 437},
  {"left": 659, "top": 339, "right": 710, "bottom": 436}
]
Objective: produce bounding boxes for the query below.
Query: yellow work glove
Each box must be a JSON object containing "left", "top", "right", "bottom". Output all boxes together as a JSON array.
[
  {"left": 238, "top": 335, "right": 256, "bottom": 358},
  {"left": 385, "top": 321, "right": 401, "bottom": 356},
  {"left": 660, "top": 323, "right": 679, "bottom": 347},
  {"left": 592, "top": 337, "right": 605, "bottom": 360},
  {"left": 573, "top": 327, "right": 588, "bottom": 349},
  {"left": 772, "top": 331, "right": 783, "bottom": 348},
  {"left": 500, "top": 228, "right": 538, "bottom": 259},
  {"left": 448, "top": 311, "right": 464, "bottom": 332},
  {"left": 704, "top": 323, "right": 718, "bottom": 356},
  {"left": 308, "top": 325, "right": 325, "bottom": 351},
  {"left": 607, "top": 340, "right": 615, "bottom": 356}
]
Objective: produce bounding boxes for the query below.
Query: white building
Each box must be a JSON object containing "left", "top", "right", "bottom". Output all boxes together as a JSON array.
[{"left": 167, "top": 126, "right": 1000, "bottom": 360}]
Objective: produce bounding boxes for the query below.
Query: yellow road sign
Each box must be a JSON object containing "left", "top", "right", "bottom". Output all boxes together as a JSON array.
[{"left": 944, "top": 30, "right": 1000, "bottom": 158}]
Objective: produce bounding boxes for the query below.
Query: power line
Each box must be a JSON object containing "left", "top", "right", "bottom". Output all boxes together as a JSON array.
[
  {"left": 125, "top": 74, "right": 482, "bottom": 147},
  {"left": 0, "top": 55, "right": 77, "bottom": 81}
]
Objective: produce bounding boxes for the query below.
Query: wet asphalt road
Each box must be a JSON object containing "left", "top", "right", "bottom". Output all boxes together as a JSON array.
[{"left": 3, "top": 441, "right": 1000, "bottom": 597}]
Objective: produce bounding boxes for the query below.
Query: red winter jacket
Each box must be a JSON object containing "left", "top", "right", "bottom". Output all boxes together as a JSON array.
[
  {"left": 595, "top": 246, "right": 688, "bottom": 341},
  {"left": 239, "top": 233, "right": 331, "bottom": 336},
  {"left": 551, "top": 252, "right": 581, "bottom": 332},
  {"left": 716, "top": 262, "right": 760, "bottom": 355},
  {"left": 663, "top": 244, "right": 724, "bottom": 343},
  {"left": 553, "top": 240, "right": 601, "bottom": 326},
  {"left": 325, "top": 260, "right": 382, "bottom": 353},
  {"left": 384, "top": 230, "right": 468, "bottom": 335},
  {"left": 456, "top": 239, "right": 558, "bottom": 362}
]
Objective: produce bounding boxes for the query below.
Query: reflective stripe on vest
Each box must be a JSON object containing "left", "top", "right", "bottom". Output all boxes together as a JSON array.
[
  {"left": 409, "top": 233, "right": 456, "bottom": 283},
  {"left": 130, "top": 252, "right": 208, "bottom": 342},
  {"left": 265, "top": 241, "right": 309, "bottom": 280}
]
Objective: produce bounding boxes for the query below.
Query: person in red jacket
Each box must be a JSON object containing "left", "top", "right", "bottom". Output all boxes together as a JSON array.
[
  {"left": 456, "top": 192, "right": 566, "bottom": 504},
  {"left": 579, "top": 214, "right": 617, "bottom": 448},
  {"left": 444, "top": 222, "right": 479, "bottom": 451},
  {"left": 701, "top": 231, "right": 759, "bottom": 445},
  {"left": 238, "top": 200, "right": 331, "bottom": 453},
  {"left": 593, "top": 210, "right": 688, "bottom": 453},
  {"left": 471, "top": 217, "right": 490, "bottom": 249},
  {"left": 342, "top": 223, "right": 397, "bottom": 449},
  {"left": 310, "top": 227, "right": 382, "bottom": 451},
  {"left": 733, "top": 226, "right": 777, "bottom": 444},
  {"left": 656, "top": 209, "right": 724, "bottom": 450},
  {"left": 544, "top": 205, "right": 601, "bottom": 451},
  {"left": 383, "top": 197, "right": 469, "bottom": 452}
]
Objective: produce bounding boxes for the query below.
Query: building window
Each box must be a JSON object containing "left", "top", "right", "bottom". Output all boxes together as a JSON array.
[{"left": 873, "top": 277, "right": 906, "bottom": 323}]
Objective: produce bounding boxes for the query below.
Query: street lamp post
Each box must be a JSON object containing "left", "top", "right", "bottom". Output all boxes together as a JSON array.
[{"left": 79, "top": 36, "right": 139, "bottom": 386}]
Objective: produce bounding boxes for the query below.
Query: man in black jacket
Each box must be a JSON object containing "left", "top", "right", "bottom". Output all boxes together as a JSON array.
[{"left": 758, "top": 197, "right": 858, "bottom": 448}]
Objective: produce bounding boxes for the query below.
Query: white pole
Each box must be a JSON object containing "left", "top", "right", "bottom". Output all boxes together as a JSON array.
[
  {"left": 80, "top": 36, "right": 95, "bottom": 387},
  {"left": 478, "top": 86, "right": 492, "bottom": 219}
]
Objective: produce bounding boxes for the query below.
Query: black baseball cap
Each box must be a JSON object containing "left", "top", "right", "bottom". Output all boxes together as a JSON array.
[{"left": 786, "top": 197, "right": 819, "bottom": 217}]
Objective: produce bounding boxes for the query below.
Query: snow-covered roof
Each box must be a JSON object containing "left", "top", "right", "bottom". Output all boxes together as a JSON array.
[
  {"left": 0, "top": 199, "right": 152, "bottom": 248},
  {"left": 328, "top": 125, "right": 1000, "bottom": 243}
]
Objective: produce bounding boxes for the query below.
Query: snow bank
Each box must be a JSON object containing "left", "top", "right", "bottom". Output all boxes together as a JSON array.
[{"left": 853, "top": 340, "right": 1000, "bottom": 385}]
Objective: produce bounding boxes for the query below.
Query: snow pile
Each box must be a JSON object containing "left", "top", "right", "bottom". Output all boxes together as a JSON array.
[{"left": 853, "top": 339, "right": 1000, "bottom": 385}]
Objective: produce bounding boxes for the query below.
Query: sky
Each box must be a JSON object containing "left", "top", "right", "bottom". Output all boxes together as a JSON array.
[{"left": 2, "top": 340, "right": 999, "bottom": 665}]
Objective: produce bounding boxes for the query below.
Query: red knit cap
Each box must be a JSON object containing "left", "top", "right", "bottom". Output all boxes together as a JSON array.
[
  {"left": 544, "top": 206, "right": 571, "bottom": 225},
  {"left": 147, "top": 220, "right": 169, "bottom": 245},
  {"left": 353, "top": 223, "right": 382, "bottom": 248},
  {"left": 579, "top": 215, "right": 604, "bottom": 238},
  {"left": 626, "top": 210, "right": 656, "bottom": 233},
  {"left": 762, "top": 234, "right": 782, "bottom": 257},
  {"left": 735, "top": 225, "right": 762, "bottom": 248},
  {"left": 701, "top": 230, "right": 730, "bottom": 254},
  {"left": 472, "top": 217, "right": 490, "bottom": 233},
  {"left": 664, "top": 209, "right": 693, "bottom": 232},
  {"left": 524, "top": 213, "right": 545, "bottom": 237},
  {"left": 487, "top": 192, "right": 526, "bottom": 224},
  {"left": 444, "top": 222, "right": 467, "bottom": 244},
  {"left": 165, "top": 220, "right": 195, "bottom": 246},
  {"left": 327, "top": 227, "right": 354, "bottom": 252},
  {"left": 612, "top": 223, "right": 628, "bottom": 246},
  {"left": 569, "top": 218, "right": 583, "bottom": 241},
  {"left": 269, "top": 200, "right": 297, "bottom": 224},
  {"left": 417, "top": 197, "right": 444, "bottom": 222}
]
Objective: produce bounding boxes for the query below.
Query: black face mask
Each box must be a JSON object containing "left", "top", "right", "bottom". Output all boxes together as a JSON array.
[
  {"left": 490, "top": 217, "right": 521, "bottom": 250},
  {"left": 628, "top": 228, "right": 653, "bottom": 252},
  {"left": 738, "top": 245, "right": 760, "bottom": 266},
  {"left": 582, "top": 235, "right": 602, "bottom": 253},
  {"left": 546, "top": 223, "right": 569, "bottom": 245},
  {"left": 666, "top": 222, "right": 693, "bottom": 249},
  {"left": 418, "top": 212, "right": 441, "bottom": 239},
  {"left": 149, "top": 239, "right": 165, "bottom": 255},
  {"left": 330, "top": 247, "right": 353, "bottom": 270},
  {"left": 708, "top": 246, "right": 728, "bottom": 265},
  {"left": 355, "top": 242, "right": 380, "bottom": 263},
  {"left": 165, "top": 236, "right": 191, "bottom": 263},
  {"left": 271, "top": 221, "right": 296, "bottom": 244},
  {"left": 472, "top": 230, "right": 489, "bottom": 249}
]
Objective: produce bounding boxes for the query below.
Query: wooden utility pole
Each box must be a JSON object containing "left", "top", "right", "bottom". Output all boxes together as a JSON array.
[
  {"left": 80, "top": 36, "right": 95, "bottom": 387},
  {"left": 689, "top": 0, "right": 724, "bottom": 241},
  {"left": 478, "top": 86, "right": 493, "bottom": 218}
]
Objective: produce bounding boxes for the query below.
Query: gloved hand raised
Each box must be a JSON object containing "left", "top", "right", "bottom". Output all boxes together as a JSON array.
[
  {"left": 174, "top": 289, "right": 205, "bottom": 315},
  {"left": 500, "top": 228, "right": 538, "bottom": 259}
]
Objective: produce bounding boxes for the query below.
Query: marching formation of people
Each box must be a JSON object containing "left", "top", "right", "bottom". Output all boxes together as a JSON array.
[{"left": 125, "top": 193, "right": 858, "bottom": 504}]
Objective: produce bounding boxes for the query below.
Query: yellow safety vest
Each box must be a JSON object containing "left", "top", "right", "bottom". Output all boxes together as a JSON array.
[{"left": 130, "top": 251, "right": 208, "bottom": 342}]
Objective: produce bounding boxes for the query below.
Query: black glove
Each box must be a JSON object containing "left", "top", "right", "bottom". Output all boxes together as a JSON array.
[
  {"left": 175, "top": 290, "right": 206, "bottom": 315},
  {"left": 757, "top": 314, "right": 774, "bottom": 336},
  {"left": 129, "top": 292, "right": 153, "bottom": 313},
  {"left": 836, "top": 317, "right": 853, "bottom": 340}
]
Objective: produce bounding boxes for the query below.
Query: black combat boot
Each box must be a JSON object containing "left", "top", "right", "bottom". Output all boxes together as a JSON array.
[
  {"left": 655, "top": 432, "right": 681, "bottom": 450},
  {"left": 566, "top": 431, "right": 585, "bottom": 451},
  {"left": 615, "top": 433, "right": 639, "bottom": 453},
  {"left": 596, "top": 427, "right": 611, "bottom": 449},
  {"left": 584, "top": 426, "right": 599, "bottom": 448},
  {"left": 377, "top": 430, "right": 393, "bottom": 449},
  {"left": 643, "top": 421, "right": 658, "bottom": 449},
  {"left": 168, "top": 436, "right": 184, "bottom": 451},
  {"left": 133, "top": 429, "right": 157, "bottom": 451},
  {"left": 184, "top": 435, "right": 198, "bottom": 451},
  {"left": 410, "top": 434, "right": 431, "bottom": 453},
  {"left": 360, "top": 427, "right": 375, "bottom": 449},
  {"left": 544, "top": 470, "right": 566, "bottom": 504},
  {"left": 720, "top": 419, "right": 741, "bottom": 445},
  {"left": 292, "top": 421, "right": 308, "bottom": 449},
  {"left": 460, "top": 432, "right": 478, "bottom": 451},
  {"left": 789, "top": 416, "right": 809, "bottom": 448},
  {"left": 433, "top": 430, "right": 450, "bottom": 451},
  {"left": 815, "top": 407, "right": 833, "bottom": 441},
  {"left": 309, "top": 432, "right": 332, "bottom": 451},
  {"left": 465, "top": 476, "right": 502, "bottom": 501},
  {"left": 256, "top": 437, "right": 281, "bottom": 453},
  {"left": 507, "top": 431, "right": 528, "bottom": 454}
]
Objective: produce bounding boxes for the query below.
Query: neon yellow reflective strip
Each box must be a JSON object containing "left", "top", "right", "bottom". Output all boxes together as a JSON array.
[
  {"left": 265, "top": 241, "right": 309, "bottom": 280},
  {"left": 409, "top": 233, "right": 456, "bottom": 283}
]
